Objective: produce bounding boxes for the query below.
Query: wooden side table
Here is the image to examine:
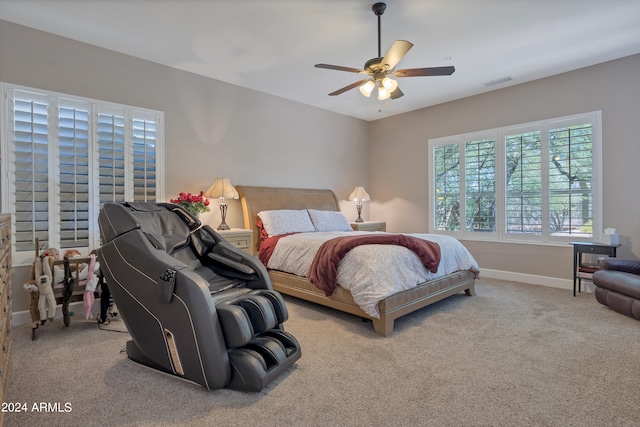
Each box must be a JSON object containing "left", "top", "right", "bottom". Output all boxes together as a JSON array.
[
  {"left": 218, "top": 228, "right": 254, "bottom": 255},
  {"left": 350, "top": 221, "right": 386, "bottom": 232},
  {"left": 570, "top": 241, "right": 620, "bottom": 297}
]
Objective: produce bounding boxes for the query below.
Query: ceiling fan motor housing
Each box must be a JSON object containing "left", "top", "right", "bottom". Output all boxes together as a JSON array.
[{"left": 364, "top": 57, "right": 384, "bottom": 73}]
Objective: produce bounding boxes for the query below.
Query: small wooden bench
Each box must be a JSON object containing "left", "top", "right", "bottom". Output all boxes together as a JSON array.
[{"left": 30, "top": 239, "right": 110, "bottom": 340}]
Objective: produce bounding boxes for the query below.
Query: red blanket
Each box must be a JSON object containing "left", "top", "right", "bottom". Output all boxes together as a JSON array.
[{"left": 308, "top": 234, "right": 441, "bottom": 296}]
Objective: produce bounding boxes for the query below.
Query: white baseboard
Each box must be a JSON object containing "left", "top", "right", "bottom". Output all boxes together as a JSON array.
[
  {"left": 480, "top": 268, "right": 594, "bottom": 293},
  {"left": 12, "top": 300, "right": 100, "bottom": 327}
]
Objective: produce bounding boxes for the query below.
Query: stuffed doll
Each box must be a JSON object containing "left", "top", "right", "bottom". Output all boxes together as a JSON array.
[
  {"left": 83, "top": 254, "right": 100, "bottom": 319},
  {"left": 42, "top": 248, "right": 67, "bottom": 287},
  {"left": 64, "top": 249, "right": 87, "bottom": 271},
  {"left": 35, "top": 255, "right": 56, "bottom": 324},
  {"left": 23, "top": 281, "right": 40, "bottom": 330},
  {"left": 23, "top": 252, "right": 56, "bottom": 330},
  {"left": 42, "top": 247, "right": 60, "bottom": 261}
]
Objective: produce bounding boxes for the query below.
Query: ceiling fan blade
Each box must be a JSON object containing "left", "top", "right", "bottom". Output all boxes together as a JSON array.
[
  {"left": 394, "top": 66, "right": 456, "bottom": 77},
  {"left": 380, "top": 40, "right": 414, "bottom": 70},
  {"left": 390, "top": 87, "right": 404, "bottom": 100},
  {"left": 315, "top": 63, "right": 367, "bottom": 74},
  {"left": 328, "top": 79, "right": 371, "bottom": 96}
]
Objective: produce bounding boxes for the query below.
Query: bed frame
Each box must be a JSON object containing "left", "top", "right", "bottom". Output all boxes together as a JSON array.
[{"left": 237, "top": 185, "right": 476, "bottom": 336}]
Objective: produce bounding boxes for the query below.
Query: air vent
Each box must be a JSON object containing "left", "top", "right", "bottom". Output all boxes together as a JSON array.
[{"left": 483, "top": 76, "right": 512, "bottom": 87}]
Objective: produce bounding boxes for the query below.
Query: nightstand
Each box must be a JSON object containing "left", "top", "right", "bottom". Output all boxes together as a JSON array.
[
  {"left": 570, "top": 241, "right": 620, "bottom": 297},
  {"left": 218, "top": 228, "right": 253, "bottom": 255},
  {"left": 350, "top": 221, "right": 386, "bottom": 232}
]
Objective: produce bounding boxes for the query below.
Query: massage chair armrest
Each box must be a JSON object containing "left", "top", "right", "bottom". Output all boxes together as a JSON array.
[
  {"left": 215, "top": 241, "right": 269, "bottom": 279},
  {"left": 599, "top": 259, "right": 640, "bottom": 276},
  {"left": 195, "top": 225, "right": 271, "bottom": 290}
]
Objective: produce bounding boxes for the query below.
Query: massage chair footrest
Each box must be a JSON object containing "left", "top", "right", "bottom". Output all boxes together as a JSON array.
[
  {"left": 215, "top": 289, "right": 289, "bottom": 348},
  {"left": 227, "top": 330, "right": 301, "bottom": 392}
]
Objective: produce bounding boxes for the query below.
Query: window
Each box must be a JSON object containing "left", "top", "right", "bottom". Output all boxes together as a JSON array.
[
  {"left": 2, "top": 84, "right": 164, "bottom": 264},
  {"left": 428, "top": 112, "right": 601, "bottom": 244}
]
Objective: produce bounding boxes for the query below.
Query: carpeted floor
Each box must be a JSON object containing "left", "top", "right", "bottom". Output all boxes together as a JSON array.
[{"left": 5, "top": 278, "right": 640, "bottom": 427}]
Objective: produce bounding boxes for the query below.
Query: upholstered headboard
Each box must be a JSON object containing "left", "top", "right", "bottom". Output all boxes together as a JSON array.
[{"left": 236, "top": 186, "right": 340, "bottom": 254}]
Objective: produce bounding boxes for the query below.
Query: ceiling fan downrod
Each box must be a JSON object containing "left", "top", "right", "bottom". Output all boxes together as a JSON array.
[{"left": 372, "top": 2, "right": 386, "bottom": 59}]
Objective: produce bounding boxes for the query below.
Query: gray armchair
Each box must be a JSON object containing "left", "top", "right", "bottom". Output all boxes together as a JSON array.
[{"left": 97, "top": 202, "right": 301, "bottom": 391}]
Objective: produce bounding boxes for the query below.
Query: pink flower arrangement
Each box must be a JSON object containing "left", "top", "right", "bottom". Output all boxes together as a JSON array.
[{"left": 169, "top": 191, "right": 210, "bottom": 216}]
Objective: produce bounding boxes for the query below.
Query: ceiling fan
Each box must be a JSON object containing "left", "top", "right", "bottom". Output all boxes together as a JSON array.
[{"left": 315, "top": 2, "right": 455, "bottom": 101}]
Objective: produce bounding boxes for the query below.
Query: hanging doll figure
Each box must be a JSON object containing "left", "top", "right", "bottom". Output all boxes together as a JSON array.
[
  {"left": 35, "top": 255, "right": 56, "bottom": 324},
  {"left": 83, "top": 254, "right": 100, "bottom": 320}
]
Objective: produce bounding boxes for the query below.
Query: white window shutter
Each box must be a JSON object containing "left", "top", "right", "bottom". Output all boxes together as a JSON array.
[
  {"left": 429, "top": 111, "right": 600, "bottom": 244},
  {"left": 58, "top": 98, "right": 91, "bottom": 249},
  {"left": 2, "top": 84, "right": 164, "bottom": 264},
  {"left": 132, "top": 112, "right": 158, "bottom": 202},
  {"left": 96, "top": 107, "right": 126, "bottom": 205},
  {"left": 9, "top": 89, "right": 50, "bottom": 252},
  {"left": 505, "top": 131, "right": 542, "bottom": 236}
]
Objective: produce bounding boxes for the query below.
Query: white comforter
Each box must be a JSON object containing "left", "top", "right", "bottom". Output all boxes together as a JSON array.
[{"left": 266, "top": 231, "right": 480, "bottom": 318}]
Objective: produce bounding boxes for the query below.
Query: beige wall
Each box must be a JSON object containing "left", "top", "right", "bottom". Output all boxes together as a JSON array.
[
  {"left": 0, "top": 20, "right": 369, "bottom": 312},
  {"left": 2, "top": 19, "right": 638, "bottom": 314},
  {"left": 369, "top": 54, "right": 640, "bottom": 279}
]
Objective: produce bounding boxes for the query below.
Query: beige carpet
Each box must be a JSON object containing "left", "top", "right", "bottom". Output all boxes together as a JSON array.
[{"left": 5, "top": 278, "right": 640, "bottom": 427}]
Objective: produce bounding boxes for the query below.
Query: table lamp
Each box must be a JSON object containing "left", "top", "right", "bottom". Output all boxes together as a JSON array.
[
  {"left": 349, "top": 186, "right": 370, "bottom": 223},
  {"left": 205, "top": 178, "right": 239, "bottom": 230}
]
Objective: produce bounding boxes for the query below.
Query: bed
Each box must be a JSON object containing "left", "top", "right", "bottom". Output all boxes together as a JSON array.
[{"left": 237, "top": 185, "right": 479, "bottom": 336}]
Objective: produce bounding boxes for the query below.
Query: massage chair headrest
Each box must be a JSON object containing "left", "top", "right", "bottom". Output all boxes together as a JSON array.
[{"left": 99, "top": 202, "right": 202, "bottom": 254}]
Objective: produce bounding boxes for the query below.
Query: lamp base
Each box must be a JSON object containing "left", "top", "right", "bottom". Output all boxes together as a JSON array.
[
  {"left": 355, "top": 203, "right": 364, "bottom": 223},
  {"left": 217, "top": 203, "right": 230, "bottom": 231}
]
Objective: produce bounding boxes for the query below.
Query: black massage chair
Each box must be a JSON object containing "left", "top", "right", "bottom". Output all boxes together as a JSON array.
[{"left": 97, "top": 202, "right": 301, "bottom": 391}]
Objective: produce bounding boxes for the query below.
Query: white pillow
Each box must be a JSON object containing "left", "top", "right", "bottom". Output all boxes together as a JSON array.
[
  {"left": 257, "top": 209, "right": 316, "bottom": 237},
  {"left": 307, "top": 209, "right": 353, "bottom": 232}
]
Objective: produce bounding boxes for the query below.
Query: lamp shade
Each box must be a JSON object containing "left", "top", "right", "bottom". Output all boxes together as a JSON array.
[
  {"left": 382, "top": 77, "right": 398, "bottom": 92},
  {"left": 359, "top": 80, "right": 375, "bottom": 97},
  {"left": 349, "top": 186, "right": 370, "bottom": 202},
  {"left": 205, "top": 178, "right": 239, "bottom": 200}
]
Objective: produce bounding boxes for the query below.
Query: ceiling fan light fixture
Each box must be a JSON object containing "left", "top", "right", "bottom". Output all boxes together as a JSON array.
[
  {"left": 381, "top": 76, "right": 398, "bottom": 92},
  {"left": 377, "top": 85, "right": 391, "bottom": 100},
  {"left": 359, "top": 80, "right": 375, "bottom": 97}
]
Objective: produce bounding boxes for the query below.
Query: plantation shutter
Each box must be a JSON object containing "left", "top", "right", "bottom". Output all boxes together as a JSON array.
[
  {"left": 433, "top": 143, "right": 461, "bottom": 231},
  {"left": 132, "top": 113, "right": 158, "bottom": 202},
  {"left": 505, "top": 131, "right": 542, "bottom": 235},
  {"left": 97, "top": 108, "right": 126, "bottom": 205},
  {"left": 10, "top": 90, "right": 50, "bottom": 252},
  {"left": 58, "top": 99, "right": 91, "bottom": 249},
  {"left": 465, "top": 138, "right": 496, "bottom": 232},
  {"left": 548, "top": 123, "right": 593, "bottom": 236},
  {"left": 428, "top": 112, "right": 599, "bottom": 243},
  {"left": 3, "top": 83, "right": 164, "bottom": 264}
]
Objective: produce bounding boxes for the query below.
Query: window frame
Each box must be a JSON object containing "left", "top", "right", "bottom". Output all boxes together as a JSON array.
[
  {"left": 1, "top": 83, "right": 165, "bottom": 265},
  {"left": 428, "top": 111, "right": 602, "bottom": 245}
]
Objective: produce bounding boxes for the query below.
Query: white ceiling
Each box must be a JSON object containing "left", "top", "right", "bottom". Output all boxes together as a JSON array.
[{"left": 2, "top": 0, "right": 640, "bottom": 121}]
